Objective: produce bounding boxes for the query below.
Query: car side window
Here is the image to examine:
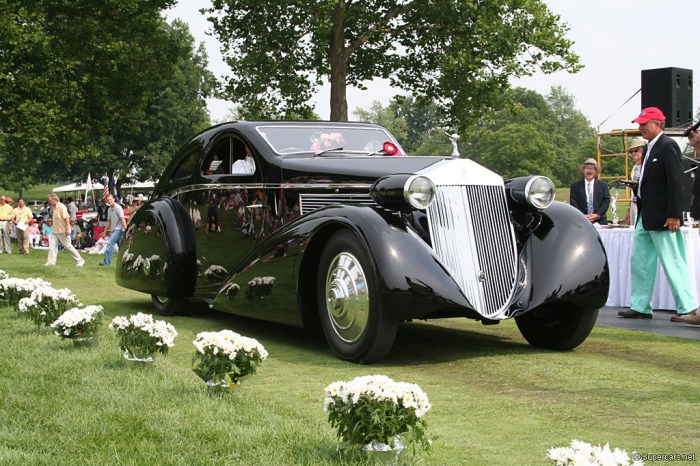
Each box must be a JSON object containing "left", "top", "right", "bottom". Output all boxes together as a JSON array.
[
  {"left": 203, "top": 138, "right": 233, "bottom": 176},
  {"left": 171, "top": 148, "right": 200, "bottom": 181}
]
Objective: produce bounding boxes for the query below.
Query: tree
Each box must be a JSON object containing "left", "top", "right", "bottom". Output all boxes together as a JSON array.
[
  {"left": 352, "top": 101, "right": 408, "bottom": 144},
  {"left": 389, "top": 96, "right": 442, "bottom": 153},
  {"left": 0, "top": 0, "right": 213, "bottom": 194},
  {"left": 206, "top": 0, "right": 580, "bottom": 126}
]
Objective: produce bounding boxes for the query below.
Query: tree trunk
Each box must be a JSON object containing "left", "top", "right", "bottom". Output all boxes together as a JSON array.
[{"left": 329, "top": 2, "right": 348, "bottom": 121}]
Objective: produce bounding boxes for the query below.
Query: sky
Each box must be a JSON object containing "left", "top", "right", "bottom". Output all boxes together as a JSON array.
[{"left": 165, "top": 0, "right": 699, "bottom": 133}]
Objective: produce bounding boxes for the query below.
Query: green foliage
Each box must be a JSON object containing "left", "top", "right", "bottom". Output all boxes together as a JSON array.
[
  {"left": 206, "top": 0, "right": 580, "bottom": 124},
  {"left": 390, "top": 95, "right": 443, "bottom": 153},
  {"left": 353, "top": 101, "right": 408, "bottom": 144},
  {"left": 475, "top": 123, "right": 559, "bottom": 182},
  {"left": 0, "top": 0, "right": 212, "bottom": 191}
]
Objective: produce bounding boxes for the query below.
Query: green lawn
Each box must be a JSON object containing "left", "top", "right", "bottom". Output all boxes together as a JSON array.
[{"left": 1, "top": 247, "right": 698, "bottom": 465}]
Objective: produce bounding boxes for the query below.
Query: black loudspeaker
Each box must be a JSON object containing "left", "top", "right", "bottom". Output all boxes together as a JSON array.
[{"left": 641, "top": 67, "right": 693, "bottom": 128}]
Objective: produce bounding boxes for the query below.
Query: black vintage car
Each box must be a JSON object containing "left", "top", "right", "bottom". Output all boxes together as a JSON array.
[{"left": 116, "top": 121, "right": 608, "bottom": 363}]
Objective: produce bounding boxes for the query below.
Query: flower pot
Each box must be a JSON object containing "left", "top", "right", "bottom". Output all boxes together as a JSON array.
[
  {"left": 204, "top": 375, "right": 250, "bottom": 396},
  {"left": 71, "top": 333, "right": 99, "bottom": 348},
  {"left": 361, "top": 437, "right": 407, "bottom": 466},
  {"left": 205, "top": 380, "right": 236, "bottom": 396},
  {"left": 123, "top": 347, "right": 156, "bottom": 363}
]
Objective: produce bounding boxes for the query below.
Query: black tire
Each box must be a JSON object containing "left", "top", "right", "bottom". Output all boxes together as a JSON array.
[
  {"left": 316, "top": 230, "right": 397, "bottom": 364},
  {"left": 515, "top": 304, "right": 599, "bottom": 350},
  {"left": 151, "top": 294, "right": 187, "bottom": 316}
]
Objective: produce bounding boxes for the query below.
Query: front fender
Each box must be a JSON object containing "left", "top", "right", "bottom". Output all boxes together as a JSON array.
[
  {"left": 517, "top": 201, "right": 609, "bottom": 311},
  {"left": 213, "top": 205, "right": 479, "bottom": 325}
]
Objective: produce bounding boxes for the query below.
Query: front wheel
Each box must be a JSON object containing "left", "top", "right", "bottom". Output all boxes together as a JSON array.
[
  {"left": 316, "top": 230, "right": 397, "bottom": 364},
  {"left": 151, "top": 294, "right": 187, "bottom": 316},
  {"left": 515, "top": 304, "right": 599, "bottom": 350}
]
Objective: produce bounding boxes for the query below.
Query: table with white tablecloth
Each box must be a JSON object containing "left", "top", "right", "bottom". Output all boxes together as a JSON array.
[{"left": 597, "top": 227, "right": 700, "bottom": 309}]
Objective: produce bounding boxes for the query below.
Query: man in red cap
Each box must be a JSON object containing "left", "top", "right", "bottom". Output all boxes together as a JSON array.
[{"left": 618, "top": 107, "right": 698, "bottom": 320}]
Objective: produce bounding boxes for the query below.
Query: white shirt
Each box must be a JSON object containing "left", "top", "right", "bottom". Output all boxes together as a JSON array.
[
  {"left": 638, "top": 131, "right": 662, "bottom": 199},
  {"left": 585, "top": 179, "right": 595, "bottom": 211}
]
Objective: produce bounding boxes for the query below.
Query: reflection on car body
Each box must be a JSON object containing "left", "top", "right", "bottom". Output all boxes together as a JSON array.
[{"left": 116, "top": 121, "right": 609, "bottom": 363}]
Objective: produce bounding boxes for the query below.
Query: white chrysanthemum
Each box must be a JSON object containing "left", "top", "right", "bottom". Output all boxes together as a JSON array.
[
  {"left": 17, "top": 297, "right": 37, "bottom": 313},
  {"left": 51, "top": 305, "right": 103, "bottom": 330},
  {"left": 323, "top": 375, "right": 431, "bottom": 417},
  {"left": 192, "top": 329, "right": 267, "bottom": 360}
]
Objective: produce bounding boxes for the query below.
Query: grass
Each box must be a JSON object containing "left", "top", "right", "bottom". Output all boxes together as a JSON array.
[{"left": 1, "top": 247, "right": 699, "bottom": 465}]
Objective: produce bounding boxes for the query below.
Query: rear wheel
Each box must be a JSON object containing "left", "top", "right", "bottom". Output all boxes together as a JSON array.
[
  {"left": 151, "top": 294, "right": 187, "bottom": 316},
  {"left": 316, "top": 230, "right": 397, "bottom": 363},
  {"left": 515, "top": 304, "right": 599, "bottom": 350}
]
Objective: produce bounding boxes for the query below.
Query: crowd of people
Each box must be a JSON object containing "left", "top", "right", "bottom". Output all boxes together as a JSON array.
[{"left": 0, "top": 191, "right": 142, "bottom": 268}]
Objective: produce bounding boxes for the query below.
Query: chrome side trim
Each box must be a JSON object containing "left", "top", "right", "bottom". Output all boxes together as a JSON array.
[{"left": 299, "top": 193, "right": 375, "bottom": 215}]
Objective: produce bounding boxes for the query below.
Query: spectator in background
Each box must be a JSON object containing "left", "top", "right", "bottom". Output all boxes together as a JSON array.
[
  {"left": 570, "top": 158, "right": 611, "bottom": 225},
  {"left": 40, "top": 201, "right": 51, "bottom": 222},
  {"left": 12, "top": 199, "right": 33, "bottom": 255},
  {"left": 66, "top": 197, "right": 78, "bottom": 222},
  {"left": 97, "top": 199, "right": 109, "bottom": 227},
  {"left": 677, "top": 121, "right": 700, "bottom": 325},
  {"left": 0, "top": 195, "right": 14, "bottom": 254},
  {"left": 98, "top": 194, "right": 126, "bottom": 266},
  {"left": 618, "top": 107, "right": 697, "bottom": 320},
  {"left": 41, "top": 218, "right": 53, "bottom": 247},
  {"left": 45, "top": 193, "right": 84, "bottom": 267},
  {"left": 624, "top": 137, "right": 646, "bottom": 225},
  {"left": 27, "top": 219, "right": 41, "bottom": 248},
  {"left": 69, "top": 219, "right": 82, "bottom": 248}
]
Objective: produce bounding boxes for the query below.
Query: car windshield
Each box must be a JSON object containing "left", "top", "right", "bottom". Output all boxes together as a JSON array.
[{"left": 256, "top": 125, "right": 405, "bottom": 156}]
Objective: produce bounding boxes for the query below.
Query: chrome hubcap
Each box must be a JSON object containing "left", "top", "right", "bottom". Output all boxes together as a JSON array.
[{"left": 325, "top": 252, "right": 369, "bottom": 343}]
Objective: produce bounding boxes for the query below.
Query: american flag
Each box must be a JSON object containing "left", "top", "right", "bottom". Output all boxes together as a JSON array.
[{"left": 103, "top": 178, "right": 109, "bottom": 200}]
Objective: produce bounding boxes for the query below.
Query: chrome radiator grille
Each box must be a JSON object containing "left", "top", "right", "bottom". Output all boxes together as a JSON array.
[
  {"left": 427, "top": 185, "right": 517, "bottom": 317},
  {"left": 299, "top": 193, "right": 375, "bottom": 215}
]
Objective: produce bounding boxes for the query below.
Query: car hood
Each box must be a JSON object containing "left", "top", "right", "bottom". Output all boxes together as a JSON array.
[{"left": 279, "top": 156, "right": 445, "bottom": 183}]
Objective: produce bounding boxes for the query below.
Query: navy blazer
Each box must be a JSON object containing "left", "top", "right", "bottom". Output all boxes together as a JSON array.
[
  {"left": 637, "top": 133, "right": 684, "bottom": 230},
  {"left": 570, "top": 178, "right": 611, "bottom": 225},
  {"left": 691, "top": 168, "right": 699, "bottom": 219}
]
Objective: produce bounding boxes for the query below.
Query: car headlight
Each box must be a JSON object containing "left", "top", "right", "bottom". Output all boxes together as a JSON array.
[
  {"left": 507, "top": 176, "right": 555, "bottom": 209},
  {"left": 404, "top": 176, "right": 435, "bottom": 210},
  {"left": 370, "top": 174, "right": 435, "bottom": 211}
]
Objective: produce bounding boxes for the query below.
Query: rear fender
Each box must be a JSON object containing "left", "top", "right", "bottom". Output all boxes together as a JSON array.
[{"left": 116, "top": 198, "right": 197, "bottom": 299}]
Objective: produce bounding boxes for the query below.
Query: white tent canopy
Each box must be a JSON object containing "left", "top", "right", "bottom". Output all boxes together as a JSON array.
[
  {"left": 52, "top": 181, "right": 104, "bottom": 193},
  {"left": 122, "top": 180, "right": 156, "bottom": 189}
]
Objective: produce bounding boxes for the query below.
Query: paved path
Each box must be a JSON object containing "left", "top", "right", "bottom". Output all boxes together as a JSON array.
[{"left": 597, "top": 306, "right": 700, "bottom": 340}]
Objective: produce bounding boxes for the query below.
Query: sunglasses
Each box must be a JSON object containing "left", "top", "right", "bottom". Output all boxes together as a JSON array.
[{"left": 629, "top": 148, "right": 642, "bottom": 154}]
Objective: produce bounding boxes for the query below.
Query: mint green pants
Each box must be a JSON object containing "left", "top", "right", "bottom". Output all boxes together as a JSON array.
[{"left": 630, "top": 216, "right": 697, "bottom": 314}]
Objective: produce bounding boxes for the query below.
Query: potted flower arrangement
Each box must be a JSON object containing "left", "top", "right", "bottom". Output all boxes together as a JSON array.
[
  {"left": 192, "top": 329, "right": 268, "bottom": 395},
  {"left": 109, "top": 312, "right": 178, "bottom": 362},
  {"left": 0, "top": 277, "right": 52, "bottom": 311},
  {"left": 547, "top": 440, "right": 644, "bottom": 466},
  {"left": 18, "top": 286, "right": 79, "bottom": 328},
  {"left": 50, "top": 305, "right": 104, "bottom": 347},
  {"left": 323, "top": 375, "right": 432, "bottom": 463}
]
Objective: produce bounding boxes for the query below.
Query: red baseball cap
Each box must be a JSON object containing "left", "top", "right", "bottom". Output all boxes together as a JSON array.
[{"left": 632, "top": 107, "right": 666, "bottom": 124}]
